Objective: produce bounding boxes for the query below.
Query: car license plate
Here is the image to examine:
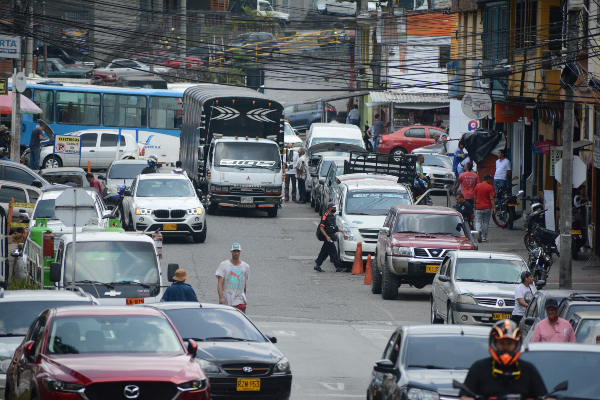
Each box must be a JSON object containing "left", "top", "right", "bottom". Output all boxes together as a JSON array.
[
  {"left": 163, "top": 224, "right": 177, "bottom": 230},
  {"left": 237, "top": 378, "right": 260, "bottom": 391},
  {"left": 126, "top": 298, "right": 144, "bottom": 305},
  {"left": 426, "top": 265, "right": 439, "bottom": 274},
  {"left": 572, "top": 230, "right": 581, "bottom": 234},
  {"left": 241, "top": 197, "right": 253, "bottom": 204},
  {"left": 493, "top": 313, "right": 511, "bottom": 320}
]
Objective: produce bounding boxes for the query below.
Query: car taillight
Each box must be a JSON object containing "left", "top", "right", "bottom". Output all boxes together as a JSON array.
[
  {"left": 326, "top": 107, "right": 335, "bottom": 112},
  {"left": 379, "top": 136, "right": 388, "bottom": 143}
]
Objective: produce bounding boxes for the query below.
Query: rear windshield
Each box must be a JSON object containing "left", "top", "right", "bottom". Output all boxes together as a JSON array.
[
  {"left": 42, "top": 173, "right": 87, "bottom": 187},
  {"left": 404, "top": 335, "right": 488, "bottom": 370},
  {"left": 565, "top": 304, "right": 600, "bottom": 321},
  {"left": 346, "top": 191, "right": 411, "bottom": 215},
  {"left": 311, "top": 137, "right": 364, "bottom": 148},
  {"left": 108, "top": 164, "right": 147, "bottom": 179},
  {"left": 33, "top": 199, "right": 56, "bottom": 219},
  {"left": 423, "top": 154, "right": 452, "bottom": 169},
  {"left": 394, "top": 213, "right": 467, "bottom": 237}
]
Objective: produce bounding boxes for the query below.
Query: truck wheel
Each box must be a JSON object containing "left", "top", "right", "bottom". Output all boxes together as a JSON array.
[
  {"left": 193, "top": 223, "right": 207, "bottom": 243},
  {"left": 267, "top": 207, "right": 278, "bottom": 218},
  {"left": 207, "top": 202, "right": 218, "bottom": 215},
  {"left": 43, "top": 155, "right": 62, "bottom": 169},
  {"left": 371, "top": 255, "right": 382, "bottom": 294},
  {"left": 381, "top": 257, "right": 399, "bottom": 300}
]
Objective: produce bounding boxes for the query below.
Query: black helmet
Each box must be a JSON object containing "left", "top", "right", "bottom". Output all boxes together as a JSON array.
[
  {"left": 147, "top": 155, "right": 158, "bottom": 167},
  {"left": 489, "top": 319, "right": 522, "bottom": 366}
]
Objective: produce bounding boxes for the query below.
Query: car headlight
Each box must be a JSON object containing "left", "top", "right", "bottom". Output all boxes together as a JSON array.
[
  {"left": 392, "top": 246, "right": 412, "bottom": 256},
  {"left": 177, "top": 377, "right": 207, "bottom": 391},
  {"left": 0, "top": 356, "right": 12, "bottom": 373},
  {"left": 187, "top": 208, "right": 203, "bottom": 215},
  {"left": 136, "top": 208, "right": 152, "bottom": 215},
  {"left": 43, "top": 378, "right": 84, "bottom": 392},
  {"left": 407, "top": 387, "right": 439, "bottom": 400},
  {"left": 274, "top": 357, "right": 290, "bottom": 373},
  {"left": 456, "top": 294, "right": 477, "bottom": 305},
  {"left": 196, "top": 358, "right": 220, "bottom": 373},
  {"left": 445, "top": 173, "right": 454, "bottom": 179},
  {"left": 342, "top": 222, "right": 356, "bottom": 241}
]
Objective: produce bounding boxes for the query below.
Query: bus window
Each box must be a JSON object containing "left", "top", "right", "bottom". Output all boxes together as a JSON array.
[
  {"left": 57, "top": 91, "right": 100, "bottom": 125},
  {"left": 104, "top": 94, "right": 147, "bottom": 128},
  {"left": 33, "top": 90, "right": 54, "bottom": 123},
  {"left": 149, "top": 97, "right": 182, "bottom": 130}
]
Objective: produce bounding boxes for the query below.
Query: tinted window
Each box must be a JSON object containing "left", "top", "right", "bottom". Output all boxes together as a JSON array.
[
  {"left": 111, "top": 60, "right": 138, "bottom": 68},
  {"left": 56, "top": 91, "right": 101, "bottom": 125},
  {"left": 394, "top": 213, "right": 467, "bottom": 237},
  {"left": 103, "top": 94, "right": 147, "bottom": 128},
  {"left": 346, "top": 191, "right": 411, "bottom": 215},
  {"left": 80, "top": 133, "right": 98, "bottom": 148},
  {"left": 108, "top": 163, "right": 147, "bottom": 179},
  {"left": 454, "top": 259, "right": 526, "bottom": 283},
  {"left": 404, "top": 335, "right": 488, "bottom": 370},
  {"left": 33, "top": 199, "right": 55, "bottom": 219},
  {"left": 5, "top": 166, "right": 35, "bottom": 185},
  {"left": 0, "top": 186, "right": 27, "bottom": 203},
  {"left": 149, "top": 97, "right": 182, "bottom": 129},
  {"left": 100, "top": 133, "right": 126, "bottom": 147},
  {"left": 0, "top": 301, "right": 91, "bottom": 335},
  {"left": 27, "top": 189, "right": 40, "bottom": 203},
  {"left": 405, "top": 128, "right": 426, "bottom": 138}
]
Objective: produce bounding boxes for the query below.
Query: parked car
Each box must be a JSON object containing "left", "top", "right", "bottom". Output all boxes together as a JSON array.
[
  {"left": 118, "top": 75, "right": 168, "bottom": 89},
  {"left": 558, "top": 292, "right": 600, "bottom": 322},
  {"left": 414, "top": 153, "right": 455, "bottom": 189},
  {"left": 4, "top": 306, "right": 210, "bottom": 400},
  {"left": 91, "top": 70, "right": 118, "bottom": 83},
  {"left": 377, "top": 125, "right": 446, "bottom": 157},
  {"left": 314, "top": 161, "right": 344, "bottom": 215},
  {"left": 121, "top": 173, "right": 207, "bottom": 242},
  {"left": 318, "top": 0, "right": 385, "bottom": 15},
  {"left": 284, "top": 121, "right": 302, "bottom": 148},
  {"left": 156, "top": 53, "right": 203, "bottom": 69},
  {"left": 0, "top": 289, "right": 98, "bottom": 398},
  {"left": 40, "top": 167, "right": 89, "bottom": 187},
  {"left": 35, "top": 58, "right": 93, "bottom": 79},
  {"left": 228, "top": 32, "right": 280, "bottom": 56},
  {"left": 374, "top": 205, "right": 479, "bottom": 300},
  {"left": 100, "top": 159, "right": 149, "bottom": 196},
  {"left": 284, "top": 103, "right": 337, "bottom": 130},
  {"left": 34, "top": 45, "right": 97, "bottom": 68},
  {"left": 0, "top": 180, "right": 41, "bottom": 225},
  {"left": 187, "top": 44, "right": 223, "bottom": 65},
  {"left": 568, "top": 311, "right": 600, "bottom": 344},
  {"left": 0, "top": 160, "right": 55, "bottom": 190},
  {"left": 431, "top": 251, "right": 529, "bottom": 325},
  {"left": 146, "top": 302, "right": 292, "bottom": 399},
  {"left": 518, "top": 289, "right": 579, "bottom": 338},
  {"left": 95, "top": 59, "right": 172, "bottom": 77},
  {"left": 39, "top": 130, "right": 138, "bottom": 170},
  {"left": 367, "top": 325, "right": 490, "bottom": 400}
]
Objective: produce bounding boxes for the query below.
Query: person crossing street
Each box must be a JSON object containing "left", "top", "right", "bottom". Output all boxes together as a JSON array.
[{"left": 314, "top": 202, "right": 344, "bottom": 272}]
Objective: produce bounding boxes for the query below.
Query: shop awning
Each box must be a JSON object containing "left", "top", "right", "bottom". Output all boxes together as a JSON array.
[{"left": 366, "top": 91, "right": 450, "bottom": 110}]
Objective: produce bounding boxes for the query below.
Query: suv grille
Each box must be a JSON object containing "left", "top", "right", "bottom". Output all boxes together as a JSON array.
[
  {"left": 170, "top": 209, "right": 185, "bottom": 218},
  {"left": 473, "top": 297, "right": 516, "bottom": 307},
  {"left": 153, "top": 209, "right": 169, "bottom": 218},
  {"left": 413, "top": 248, "right": 447, "bottom": 258},
  {"left": 358, "top": 228, "right": 379, "bottom": 243},
  {"left": 84, "top": 382, "right": 178, "bottom": 400},
  {"left": 222, "top": 363, "right": 272, "bottom": 376},
  {"left": 153, "top": 209, "right": 186, "bottom": 218}
]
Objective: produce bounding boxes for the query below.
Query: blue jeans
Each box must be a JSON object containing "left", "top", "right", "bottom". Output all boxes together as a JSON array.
[
  {"left": 373, "top": 136, "right": 378, "bottom": 152},
  {"left": 349, "top": 119, "right": 359, "bottom": 126},
  {"left": 30, "top": 145, "right": 41, "bottom": 170}
]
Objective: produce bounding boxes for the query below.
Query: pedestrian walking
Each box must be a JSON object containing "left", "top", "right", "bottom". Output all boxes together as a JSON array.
[
  {"left": 283, "top": 143, "right": 298, "bottom": 201},
  {"left": 494, "top": 149, "right": 512, "bottom": 193},
  {"left": 29, "top": 124, "right": 46, "bottom": 170},
  {"left": 162, "top": 268, "right": 199, "bottom": 302},
  {"left": 295, "top": 147, "right": 308, "bottom": 204},
  {"left": 454, "top": 193, "right": 474, "bottom": 229},
  {"left": 86, "top": 173, "right": 104, "bottom": 199},
  {"left": 216, "top": 243, "right": 249, "bottom": 313},
  {"left": 511, "top": 271, "right": 536, "bottom": 325},
  {"left": 314, "top": 202, "right": 344, "bottom": 272},
  {"left": 530, "top": 298, "right": 576, "bottom": 343},
  {"left": 371, "top": 114, "right": 384, "bottom": 153},
  {"left": 453, "top": 162, "right": 479, "bottom": 207},
  {"left": 348, "top": 104, "right": 360, "bottom": 126},
  {"left": 473, "top": 174, "right": 496, "bottom": 242}
]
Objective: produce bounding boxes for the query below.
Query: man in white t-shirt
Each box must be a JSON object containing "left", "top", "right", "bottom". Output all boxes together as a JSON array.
[
  {"left": 511, "top": 270, "right": 536, "bottom": 325},
  {"left": 216, "top": 243, "right": 249, "bottom": 313},
  {"left": 494, "top": 149, "right": 512, "bottom": 195}
]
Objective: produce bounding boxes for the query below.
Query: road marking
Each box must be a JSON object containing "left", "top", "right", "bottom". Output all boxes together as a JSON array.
[
  {"left": 320, "top": 383, "right": 344, "bottom": 391},
  {"left": 271, "top": 330, "right": 297, "bottom": 336}
]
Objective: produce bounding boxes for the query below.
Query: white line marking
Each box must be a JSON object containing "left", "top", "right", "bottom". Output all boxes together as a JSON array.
[{"left": 320, "top": 383, "right": 345, "bottom": 391}]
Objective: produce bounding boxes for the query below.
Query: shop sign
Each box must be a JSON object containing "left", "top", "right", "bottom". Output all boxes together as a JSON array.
[
  {"left": 495, "top": 104, "right": 532, "bottom": 123},
  {"left": 540, "top": 140, "right": 554, "bottom": 155},
  {"left": 0, "top": 35, "right": 21, "bottom": 59},
  {"left": 549, "top": 147, "right": 561, "bottom": 177},
  {"left": 461, "top": 91, "right": 492, "bottom": 120},
  {"left": 594, "top": 135, "right": 600, "bottom": 169},
  {"left": 532, "top": 142, "right": 543, "bottom": 155}
]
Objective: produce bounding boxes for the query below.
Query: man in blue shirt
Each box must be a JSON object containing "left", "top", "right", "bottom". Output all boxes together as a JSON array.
[
  {"left": 454, "top": 193, "right": 474, "bottom": 229},
  {"left": 453, "top": 141, "right": 466, "bottom": 181},
  {"left": 161, "top": 268, "right": 198, "bottom": 302},
  {"left": 0, "top": 150, "right": 11, "bottom": 161}
]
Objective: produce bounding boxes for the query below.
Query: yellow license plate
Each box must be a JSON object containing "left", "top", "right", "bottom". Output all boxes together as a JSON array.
[
  {"left": 163, "top": 224, "right": 177, "bottom": 230},
  {"left": 237, "top": 378, "right": 260, "bottom": 391},
  {"left": 493, "top": 313, "right": 511, "bottom": 320},
  {"left": 126, "top": 298, "right": 144, "bottom": 305},
  {"left": 572, "top": 230, "right": 581, "bottom": 234},
  {"left": 426, "top": 265, "right": 439, "bottom": 274}
]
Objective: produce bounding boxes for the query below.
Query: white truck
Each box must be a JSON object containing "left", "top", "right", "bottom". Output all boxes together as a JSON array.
[{"left": 180, "top": 84, "right": 285, "bottom": 218}]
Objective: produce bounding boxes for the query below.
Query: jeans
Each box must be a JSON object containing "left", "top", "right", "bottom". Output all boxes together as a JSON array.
[
  {"left": 494, "top": 179, "right": 507, "bottom": 193},
  {"left": 475, "top": 208, "right": 492, "bottom": 239},
  {"left": 297, "top": 178, "right": 306, "bottom": 202},
  {"left": 30, "top": 145, "right": 41, "bottom": 170},
  {"left": 315, "top": 239, "right": 341, "bottom": 270},
  {"left": 373, "top": 136, "right": 378, "bottom": 153},
  {"left": 349, "top": 119, "right": 359, "bottom": 126},
  {"left": 285, "top": 173, "right": 296, "bottom": 199}
]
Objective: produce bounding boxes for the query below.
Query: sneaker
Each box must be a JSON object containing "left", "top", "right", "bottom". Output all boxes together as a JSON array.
[
  {"left": 314, "top": 265, "right": 323, "bottom": 272},
  {"left": 293, "top": 197, "right": 297, "bottom": 201},
  {"left": 284, "top": 198, "right": 289, "bottom": 201}
]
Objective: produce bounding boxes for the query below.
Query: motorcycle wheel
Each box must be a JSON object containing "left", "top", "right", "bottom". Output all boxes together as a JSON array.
[
  {"left": 524, "top": 231, "right": 535, "bottom": 251},
  {"left": 492, "top": 208, "right": 510, "bottom": 228},
  {"left": 572, "top": 240, "right": 580, "bottom": 261},
  {"left": 508, "top": 208, "right": 515, "bottom": 230}
]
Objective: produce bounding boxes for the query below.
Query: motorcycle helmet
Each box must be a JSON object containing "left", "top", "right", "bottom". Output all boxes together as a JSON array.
[
  {"left": 489, "top": 319, "right": 522, "bottom": 366},
  {"left": 531, "top": 202, "right": 543, "bottom": 213},
  {"left": 147, "top": 155, "right": 158, "bottom": 167}
]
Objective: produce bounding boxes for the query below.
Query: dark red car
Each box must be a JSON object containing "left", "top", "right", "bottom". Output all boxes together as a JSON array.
[
  {"left": 5, "top": 306, "right": 210, "bottom": 400},
  {"left": 376, "top": 125, "right": 446, "bottom": 156}
]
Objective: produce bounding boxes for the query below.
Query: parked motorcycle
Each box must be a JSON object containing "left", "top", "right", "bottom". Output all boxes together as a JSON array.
[
  {"left": 523, "top": 196, "right": 545, "bottom": 251},
  {"left": 492, "top": 184, "right": 523, "bottom": 230},
  {"left": 529, "top": 226, "right": 560, "bottom": 287},
  {"left": 572, "top": 204, "right": 588, "bottom": 261}
]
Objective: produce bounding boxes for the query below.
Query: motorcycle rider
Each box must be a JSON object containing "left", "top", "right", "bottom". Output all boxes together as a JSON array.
[
  {"left": 460, "top": 320, "right": 549, "bottom": 400},
  {"left": 141, "top": 155, "right": 159, "bottom": 174}
]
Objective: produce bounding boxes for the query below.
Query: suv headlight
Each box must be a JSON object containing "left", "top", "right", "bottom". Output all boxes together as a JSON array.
[
  {"left": 43, "top": 378, "right": 84, "bottom": 392},
  {"left": 274, "top": 357, "right": 290, "bottom": 373},
  {"left": 342, "top": 222, "right": 356, "bottom": 241},
  {"left": 445, "top": 172, "right": 454, "bottom": 179},
  {"left": 0, "top": 356, "right": 12, "bottom": 373},
  {"left": 177, "top": 377, "right": 207, "bottom": 391},
  {"left": 456, "top": 294, "right": 476, "bottom": 305},
  {"left": 196, "top": 358, "right": 220, "bottom": 373},
  {"left": 392, "top": 246, "right": 412, "bottom": 256},
  {"left": 407, "top": 387, "right": 439, "bottom": 400},
  {"left": 187, "top": 208, "right": 203, "bottom": 215},
  {"left": 135, "top": 208, "right": 152, "bottom": 215}
]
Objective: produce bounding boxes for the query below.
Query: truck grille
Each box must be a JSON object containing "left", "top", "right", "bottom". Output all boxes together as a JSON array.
[
  {"left": 230, "top": 187, "right": 265, "bottom": 195},
  {"left": 84, "top": 381, "right": 178, "bottom": 400},
  {"left": 413, "top": 248, "right": 447, "bottom": 258},
  {"left": 358, "top": 228, "right": 379, "bottom": 243},
  {"left": 153, "top": 209, "right": 185, "bottom": 218},
  {"left": 473, "top": 297, "right": 516, "bottom": 307}
]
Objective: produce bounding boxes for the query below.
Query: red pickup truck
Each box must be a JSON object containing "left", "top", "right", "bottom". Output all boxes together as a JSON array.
[{"left": 373, "top": 205, "right": 479, "bottom": 300}]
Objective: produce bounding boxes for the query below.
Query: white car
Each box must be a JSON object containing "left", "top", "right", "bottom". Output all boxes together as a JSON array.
[
  {"left": 122, "top": 173, "right": 207, "bottom": 243},
  {"left": 335, "top": 175, "right": 414, "bottom": 265},
  {"left": 40, "top": 129, "right": 139, "bottom": 170},
  {"left": 95, "top": 59, "right": 172, "bottom": 77},
  {"left": 100, "top": 159, "right": 149, "bottom": 196},
  {"left": 284, "top": 121, "right": 302, "bottom": 149}
]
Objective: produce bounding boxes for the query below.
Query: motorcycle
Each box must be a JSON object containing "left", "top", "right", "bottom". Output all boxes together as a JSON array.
[
  {"left": 492, "top": 184, "right": 523, "bottom": 230},
  {"left": 105, "top": 185, "right": 127, "bottom": 221},
  {"left": 452, "top": 379, "right": 567, "bottom": 400},
  {"left": 523, "top": 196, "right": 546, "bottom": 251},
  {"left": 413, "top": 174, "right": 433, "bottom": 206},
  {"left": 571, "top": 204, "right": 588, "bottom": 261},
  {"left": 528, "top": 226, "right": 560, "bottom": 287}
]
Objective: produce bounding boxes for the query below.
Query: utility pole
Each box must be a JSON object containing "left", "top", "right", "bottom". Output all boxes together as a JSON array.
[
  {"left": 25, "top": 1, "right": 33, "bottom": 76},
  {"left": 558, "top": 9, "right": 579, "bottom": 289},
  {"left": 43, "top": 0, "right": 47, "bottom": 77},
  {"left": 10, "top": 69, "right": 21, "bottom": 163},
  {"left": 180, "top": 0, "right": 187, "bottom": 70}
]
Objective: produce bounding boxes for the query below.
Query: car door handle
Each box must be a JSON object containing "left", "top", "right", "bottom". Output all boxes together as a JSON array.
[
  {"left": 119, "top": 150, "right": 124, "bottom": 152},
  {"left": 89, "top": 150, "right": 95, "bottom": 152}
]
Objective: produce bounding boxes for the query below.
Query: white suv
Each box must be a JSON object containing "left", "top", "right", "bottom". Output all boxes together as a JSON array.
[{"left": 122, "top": 173, "right": 207, "bottom": 243}]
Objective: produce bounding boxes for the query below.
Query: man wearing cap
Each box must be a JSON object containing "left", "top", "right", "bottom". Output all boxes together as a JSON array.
[
  {"left": 315, "top": 202, "right": 344, "bottom": 272},
  {"left": 162, "top": 268, "right": 199, "bottom": 302},
  {"left": 216, "top": 243, "right": 249, "bottom": 313},
  {"left": 511, "top": 271, "right": 536, "bottom": 325},
  {"left": 531, "top": 298, "right": 576, "bottom": 343}
]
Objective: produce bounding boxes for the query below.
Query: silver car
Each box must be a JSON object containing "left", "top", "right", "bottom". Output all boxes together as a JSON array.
[{"left": 431, "top": 251, "right": 529, "bottom": 325}]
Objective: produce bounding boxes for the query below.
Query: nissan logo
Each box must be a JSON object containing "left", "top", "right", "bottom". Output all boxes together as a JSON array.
[
  {"left": 498, "top": 299, "right": 505, "bottom": 307},
  {"left": 124, "top": 385, "right": 140, "bottom": 399},
  {"left": 243, "top": 366, "right": 253, "bottom": 373}
]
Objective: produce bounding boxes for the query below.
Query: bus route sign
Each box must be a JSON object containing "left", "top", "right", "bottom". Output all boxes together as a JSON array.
[{"left": 55, "top": 136, "right": 81, "bottom": 154}]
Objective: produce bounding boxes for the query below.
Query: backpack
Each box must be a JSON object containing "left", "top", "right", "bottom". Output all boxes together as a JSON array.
[{"left": 316, "top": 222, "right": 325, "bottom": 241}]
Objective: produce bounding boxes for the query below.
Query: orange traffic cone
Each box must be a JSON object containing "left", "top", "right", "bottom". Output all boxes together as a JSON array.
[
  {"left": 364, "top": 254, "right": 372, "bottom": 285},
  {"left": 351, "top": 242, "right": 364, "bottom": 275}
]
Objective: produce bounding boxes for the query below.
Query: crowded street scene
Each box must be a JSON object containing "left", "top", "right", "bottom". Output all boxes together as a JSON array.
[{"left": 1, "top": 0, "right": 600, "bottom": 399}]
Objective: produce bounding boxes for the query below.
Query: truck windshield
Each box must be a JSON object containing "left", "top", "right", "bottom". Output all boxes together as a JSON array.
[
  {"left": 64, "top": 241, "right": 159, "bottom": 285},
  {"left": 346, "top": 191, "right": 411, "bottom": 215},
  {"left": 108, "top": 164, "right": 148, "bottom": 179},
  {"left": 394, "top": 213, "right": 466, "bottom": 237},
  {"left": 258, "top": 0, "right": 274, "bottom": 11},
  {"left": 214, "top": 142, "right": 281, "bottom": 170},
  {"left": 136, "top": 179, "right": 194, "bottom": 197}
]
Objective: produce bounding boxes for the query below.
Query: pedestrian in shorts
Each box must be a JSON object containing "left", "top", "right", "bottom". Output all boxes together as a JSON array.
[{"left": 216, "top": 243, "right": 249, "bottom": 313}]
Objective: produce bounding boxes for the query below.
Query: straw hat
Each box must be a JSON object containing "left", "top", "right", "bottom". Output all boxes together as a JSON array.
[{"left": 172, "top": 269, "right": 189, "bottom": 282}]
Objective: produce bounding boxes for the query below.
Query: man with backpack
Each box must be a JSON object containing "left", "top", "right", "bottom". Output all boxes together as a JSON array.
[{"left": 314, "top": 202, "right": 344, "bottom": 272}]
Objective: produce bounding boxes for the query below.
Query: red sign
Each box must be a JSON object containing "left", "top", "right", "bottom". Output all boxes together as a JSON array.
[
  {"left": 495, "top": 104, "right": 532, "bottom": 123},
  {"left": 540, "top": 140, "right": 554, "bottom": 155}
]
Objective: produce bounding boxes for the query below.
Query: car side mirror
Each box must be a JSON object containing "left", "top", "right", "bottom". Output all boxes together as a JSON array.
[
  {"left": 524, "top": 317, "right": 535, "bottom": 326},
  {"left": 123, "top": 189, "right": 132, "bottom": 197},
  {"left": 98, "top": 175, "right": 106, "bottom": 180},
  {"left": 265, "top": 334, "right": 277, "bottom": 343},
  {"left": 438, "top": 275, "right": 450, "bottom": 282},
  {"left": 49, "top": 262, "right": 62, "bottom": 283},
  {"left": 470, "top": 230, "right": 481, "bottom": 243},
  {"left": 167, "top": 263, "right": 179, "bottom": 283},
  {"left": 31, "top": 180, "right": 43, "bottom": 188},
  {"left": 379, "top": 227, "right": 390, "bottom": 236},
  {"left": 19, "top": 212, "right": 30, "bottom": 223},
  {"left": 373, "top": 359, "right": 396, "bottom": 374},
  {"left": 187, "top": 339, "right": 198, "bottom": 357},
  {"left": 23, "top": 340, "right": 36, "bottom": 361},
  {"left": 196, "top": 189, "right": 203, "bottom": 200},
  {"left": 535, "top": 280, "right": 546, "bottom": 289}
]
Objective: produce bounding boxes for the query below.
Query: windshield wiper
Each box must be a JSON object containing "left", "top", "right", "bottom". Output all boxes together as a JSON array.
[
  {"left": 349, "top": 212, "right": 372, "bottom": 215},
  {"left": 427, "top": 232, "right": 453, "bottom": 235},
  {"left": 204, "top": 336, "right": 253, "bottom": 342},
  {"left": 109, "top": 281, "right": 151, "bottom": 289},
  {"left": 457, "top": 279, "right": 498, "bottom": 283},
  {"left": 407, "top": 365, "right": 449, "bottom": 369},
  {"left": 184, "top": 337, "right": 205, "bottom": 342},
  {"left": 75, "top": 280, "right": 114, "bottom": 289},
  {"left": 398, "top": 230, "right": 422, "bottom": 234}
]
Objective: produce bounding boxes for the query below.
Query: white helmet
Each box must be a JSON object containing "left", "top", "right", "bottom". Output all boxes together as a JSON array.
[{"left": 147, "top": 155, "right": 158, "bottom": 166}]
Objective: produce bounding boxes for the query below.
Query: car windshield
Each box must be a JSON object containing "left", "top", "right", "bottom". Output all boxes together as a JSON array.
[
  {"left": 394, "top": 213, "right": 467, "bottom": 237},
  {"left": 576, "top": 319, "right": 600, "bottom": 344},
  {"left": 284, "top": 123, "right": 296, "bottom": 137},
  {"left": 136, "top": 179, "right": 194, "bottom": 197},
  {"left": 0, "top": 301, "right": 91, "bottom": 336},
  {"left": 346, "top": 191, "right": 411, "bottom": 215},
  {"left": 404, "top": 335, "right": 488, "bottom": 370},
  {"left": 521, "top": 350, "right": 600, "bottom": 399},
  {"left": 46, "top": 315, "right": 183, "bottom": 355},
  {"left": 108, "top": 164, "right": 147, "bottom": 179},
  {"left": 311, "top": 137, "right": 364, "bottom": 148},
  {"left": 423, "top": 154, "right": 452, "bottom": 169},
  {"left": 454, "top": 259, "right": 526, "bottom": 283},
  {"left": 214, "top": 142, "right": 281, "bottom": 170},
  {"left": 320, "top": 161, "right": 334, "bottom": 177},
  {"left": 164, "top": 308, "right": 267, "bottom": 342},
  {"left": 64, "top": 241, "right": 159, "bottom": 285}
]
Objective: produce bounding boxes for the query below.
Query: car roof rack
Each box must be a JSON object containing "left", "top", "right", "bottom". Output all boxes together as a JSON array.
[{"left": 566, "top": 293, "right": 600, "bottom": 301}]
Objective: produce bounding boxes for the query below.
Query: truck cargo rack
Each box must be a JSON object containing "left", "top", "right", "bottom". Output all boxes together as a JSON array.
[{"left": 343, "top": 152, "right": 417, "bottom": 187}]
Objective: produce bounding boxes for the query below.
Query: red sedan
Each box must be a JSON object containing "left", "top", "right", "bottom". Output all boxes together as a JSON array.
[
  {"left": 157, "top": 54, "right": 204, "bottom": 69},
  {"left": 5, "top": 306, "right": 210, "bottom": 400},
  {"left": 377, "top": 125, "right": 446, "bottom": 156}
]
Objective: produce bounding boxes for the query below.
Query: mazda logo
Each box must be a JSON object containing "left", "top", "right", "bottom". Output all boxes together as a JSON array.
[
  {"left": 243, "top": 366, "right": 253, "bottom": 373},
  {"left": 124, "top": 385, "right": 140, "bottom": 399}
]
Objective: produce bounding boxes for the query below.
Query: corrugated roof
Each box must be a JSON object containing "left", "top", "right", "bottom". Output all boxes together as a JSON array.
[{"left": 369, "top": 91, "right": 449, "bottom": 104}]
